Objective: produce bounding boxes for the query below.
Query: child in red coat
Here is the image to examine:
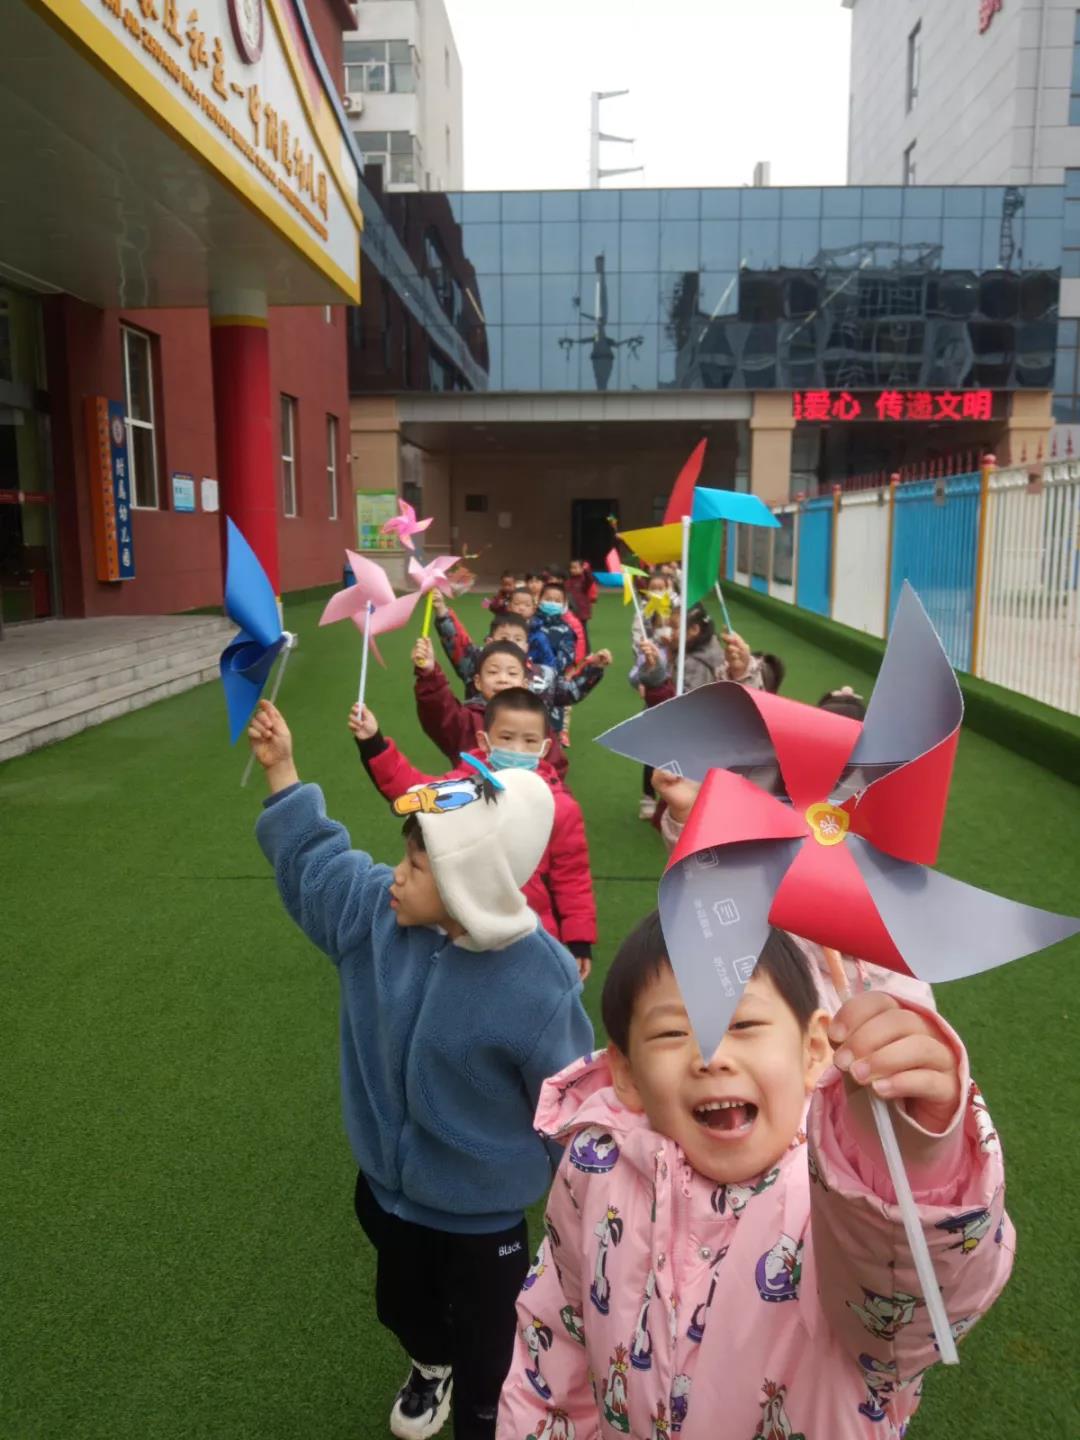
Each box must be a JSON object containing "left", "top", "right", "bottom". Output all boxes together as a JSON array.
[
  {"left": 351, "top": 687, "right": 597, "bottom": 978},
  {"left": 412, "top": 635, "right": 575, "bottom": 782}
]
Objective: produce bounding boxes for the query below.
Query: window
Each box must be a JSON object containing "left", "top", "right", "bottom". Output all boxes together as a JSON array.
[
  {"left": 121, "top": 326, "right": 159, "bottom": 509},
  {"left": 326, "top": 414, "right": 339, "bottom": 521},
  {"left": 906, "top": 22, "right": 921, "bottom": 113},
  {"left": 464, "top": 494, "right": 488, "bottom": 512},
  {"left": 903, "top": 141, "right": 917, "bottom": 187},
  {"left": 355, "top": 130, "right": 422, "bottom": 186},
  {"left": 1071, "top": 13, "right": 1080, "bottom": 124},
  {"left": 280, "top": 395, "right": 297, "bottom": 518},
  {"left": 343, "top": 39, "right": 415, "bottom": 95}
]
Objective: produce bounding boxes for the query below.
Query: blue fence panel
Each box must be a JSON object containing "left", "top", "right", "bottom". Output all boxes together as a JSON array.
[
  {"left": 889, "top": 473, "right": 981, "bottom": 671},
  {"left": 796, "top": 497, "right": 833, "bottom": 616}
]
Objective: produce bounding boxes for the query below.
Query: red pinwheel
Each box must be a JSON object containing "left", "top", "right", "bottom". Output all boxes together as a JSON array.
[{"left": 598, "top": 584, "right": 1079, "bottom": 1056}]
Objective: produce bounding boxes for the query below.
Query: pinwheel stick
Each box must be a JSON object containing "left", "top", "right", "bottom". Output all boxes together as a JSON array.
[
  {"left": 240, "top": 634, "right": 296, "bottom": 789},
  {"left": 628, "top": 578, "right": 646, "bottom": 630},
  {"left": 714, "top": 581, "right": 734, "bottom": 635},
  {"left": 421, "top": 589, "right": 436, "bottom": 638},
  {"left": 357, "top": 601, "right": 376, "bottom": 711},
  {"left": 823, "top": 948, "right": 960, "bottom": 1367},
  {"left": 676, "top": 515, "right": 691, "bottom": 696}
]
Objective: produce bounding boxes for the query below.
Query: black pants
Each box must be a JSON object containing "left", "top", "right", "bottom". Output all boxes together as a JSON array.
[
  {"left": 643, "top": 764, "right": 655, "bottom": 797},
  {"left": 354, "top": 1171, "right": 530, "bottom": 1440}
]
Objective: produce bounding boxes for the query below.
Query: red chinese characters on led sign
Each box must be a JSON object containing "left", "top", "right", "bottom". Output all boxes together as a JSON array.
[
  {"left": 792, "top": 390, "right": 994, "bottom": 423},
  {"left": 979, "top": 0, "right": 1003, "bottom": 36}
]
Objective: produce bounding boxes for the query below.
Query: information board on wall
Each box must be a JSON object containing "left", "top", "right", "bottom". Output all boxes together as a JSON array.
[
  {"left": 84, "top": 397, "right": 136, "bottom": 582},
  {"left": 356, "top": 489, "right": 399, "bottom": 551}
]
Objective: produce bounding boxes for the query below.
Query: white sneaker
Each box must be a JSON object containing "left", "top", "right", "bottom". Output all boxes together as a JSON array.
[
  {"left": 389, "top": 1362, "right": 453, "bottom": 1440},
  {"left": 638, "top": 796, "right": 657, "bottom": 820}
]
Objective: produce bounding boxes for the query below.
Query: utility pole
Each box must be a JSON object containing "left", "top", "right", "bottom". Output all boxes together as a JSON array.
[{"left": 589, "top": 90, "right": 644, "bottom": 188}]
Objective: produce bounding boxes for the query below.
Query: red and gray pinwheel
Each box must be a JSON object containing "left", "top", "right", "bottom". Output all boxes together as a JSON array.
[{"left": 598, "top": 584, "right": 1079, "bottom": 1055}]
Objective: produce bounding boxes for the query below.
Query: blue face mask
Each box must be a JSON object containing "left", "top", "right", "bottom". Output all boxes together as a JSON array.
[
  {"left": 488, "top": 747, "right": 542, "bottom": 771},
  {"left": 538, "top": 601, "right": 564, "bottom": 617}
]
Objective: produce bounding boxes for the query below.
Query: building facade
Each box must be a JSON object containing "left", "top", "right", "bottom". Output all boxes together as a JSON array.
[
  {"left": 0, "top": 0, "right": 362, "bottom": 627},
  {"left": 348, "top": 182, "right": 1061, "bottom": 576},
  {"left": 843, "top": 0, "right": 1080, "bottom": 427},
  {"left": 343, "top": 0, "right": 464, "bottom": 193}
]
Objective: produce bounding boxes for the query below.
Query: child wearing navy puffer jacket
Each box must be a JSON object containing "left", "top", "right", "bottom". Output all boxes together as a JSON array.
[{"left": 248, "top": 699, "right": 593, "bottom": 1440}]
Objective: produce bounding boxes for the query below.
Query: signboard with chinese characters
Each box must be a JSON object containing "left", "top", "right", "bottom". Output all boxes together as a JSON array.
[
  {"left": 979, "top": 0, "right": 1003, "bottom": 35},
  {"left": 356, "top": 489, "right": 399, "bottom": 551},
  {"left": 51, "top": 0, "right": 361, "bottom": 300},
  {"left": 792, "top": 390, "right": 998, "bottom": 424},
  {"left": 84, "top": 397, "right": 136, "bottom": 582}
]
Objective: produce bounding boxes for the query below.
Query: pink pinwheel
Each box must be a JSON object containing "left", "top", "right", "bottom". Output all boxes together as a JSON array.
[
  {"left": 319, "top": 550, "right": 421, "bottom": 664},
  {"left": 408, "top": 553, "right": 462, "bottom": 598},
  {"left": 381, "top": 498, "right": 433, "bottom": 551}
]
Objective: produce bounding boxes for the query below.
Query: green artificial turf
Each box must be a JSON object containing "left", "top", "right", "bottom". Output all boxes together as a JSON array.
[{"left": 3, "top": 590, "right": 1078, "bottom": 1438}]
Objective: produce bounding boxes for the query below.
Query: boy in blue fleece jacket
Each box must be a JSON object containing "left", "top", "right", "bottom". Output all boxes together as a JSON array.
[{"left": 247, "top": 699, "right": 593, "bottom": 1440}]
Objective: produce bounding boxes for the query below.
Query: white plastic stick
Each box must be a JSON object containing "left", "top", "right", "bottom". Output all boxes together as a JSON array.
[
  {"left": 676, "top": 515, "right": 691, "bottom": 696},
  {"left": 357, "top": 601, "right": 375, "bottom": 710},
  {"left": 823, "top": 949, "right": 959, "bottom": 1366},
  {"left": 628, "top": 577, "right": 646, "bottom": 633},
  {"left": 241, "top": 633, "right": 296, "bottom": 789}
]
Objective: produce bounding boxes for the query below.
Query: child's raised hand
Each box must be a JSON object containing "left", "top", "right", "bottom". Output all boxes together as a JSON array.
[
  {"left": 412, "top": 636, "right": 435, "bottom": 673},
  {"left": 640, "top": 641, "right": 660, "bottom": 668},
  {"left": 721, "top": 629, "right": 751, "bottom": 680},
  {"left": 652, "top": 770, "right": 701, "bottom": 826},
  {"left": 830, "top": 991, "right": 961, "bottom": 1133},
  {"left": 247, "top": 700, "right": 296, "bottom": 783},
  {"left": 432, "top": 590, "right": 448, "bottom": 616},
  {"left": 589, "top": 649, "right": 613, "bottom": 668},
  {"left": 348, "top": 703, "right": 379, "bottom": 740}
]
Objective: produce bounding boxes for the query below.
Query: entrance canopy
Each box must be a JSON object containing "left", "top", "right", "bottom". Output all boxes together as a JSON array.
[{"left": 1, "top": 0, "right": 362, "bottom": 307}]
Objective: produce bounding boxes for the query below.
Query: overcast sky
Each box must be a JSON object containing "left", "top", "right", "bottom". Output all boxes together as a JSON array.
[{"left": 443, "top": 0, "right": 853, "bottom": 192}]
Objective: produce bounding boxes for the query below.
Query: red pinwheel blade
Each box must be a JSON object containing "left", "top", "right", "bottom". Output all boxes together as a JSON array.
[
  {"left": 662, "top": 438, "right": 708, "bottom": 525},
  {"left": 846, "top": 583, "right": 964, "bottom": 864},
  {"left": 745, "top": 690, "right": 860, "bottom": 813},
  {"left": 769, "top": 841, "right": 909, "bottom": 975},
  {"left": 668, "top": 767, "right": 806, "bottom": 871}
]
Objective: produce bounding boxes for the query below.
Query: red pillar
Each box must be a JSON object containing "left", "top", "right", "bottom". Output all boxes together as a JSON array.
[{"left": 210, "top": 291, "right": 279, "bottom": 592}]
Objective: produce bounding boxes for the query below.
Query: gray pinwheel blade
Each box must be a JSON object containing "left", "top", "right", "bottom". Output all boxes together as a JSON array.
[
  {"left": 846, "top": 582, "right": 963, "bottom": 779},
  {"left": 849, "top": 838, "right": 1080, "bottom": 983},
  {"left": 597, "top": 683, "right": 777, "bottom": 783},
  {"left": 658, "top": 837, "right": 803, "bottom": 1057}
]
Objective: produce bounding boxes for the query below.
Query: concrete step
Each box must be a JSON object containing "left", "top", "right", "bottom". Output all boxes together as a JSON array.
[
  {"left": 0, "top": 616, "right": 233, "bottom": 694},
  {"left": 0, "top": 652, "right": 223, "bottom": 763},
  {"left": 0, "top": 640, "right": 226, "bottom": 724}
]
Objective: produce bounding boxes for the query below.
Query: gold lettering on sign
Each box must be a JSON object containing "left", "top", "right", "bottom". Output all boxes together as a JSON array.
[{"left": 96, "top": 0, "right": 333, "bottom": 244}]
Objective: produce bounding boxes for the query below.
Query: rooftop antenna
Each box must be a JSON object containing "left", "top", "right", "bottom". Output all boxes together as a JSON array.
[{"left": 589, "top": 90, "right": 644, "bottom": 188}]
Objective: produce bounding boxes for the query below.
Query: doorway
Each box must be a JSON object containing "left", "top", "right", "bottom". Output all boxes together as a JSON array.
[
  {"left": 571, "top": 498, "right": 618, "bottom": 574},
  {"left": 0, "top": 287, "right": 56, "bottom": 625}
]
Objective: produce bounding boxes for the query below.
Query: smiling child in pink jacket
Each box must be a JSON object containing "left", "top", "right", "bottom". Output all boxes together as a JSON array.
[{"left": 498, "top": 914, "right": 1012, "bottom": 1440}]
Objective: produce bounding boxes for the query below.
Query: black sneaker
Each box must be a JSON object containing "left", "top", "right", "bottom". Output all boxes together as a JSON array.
[{"left": 389, "top": 1361, "right": 453, "bottom": 1440}]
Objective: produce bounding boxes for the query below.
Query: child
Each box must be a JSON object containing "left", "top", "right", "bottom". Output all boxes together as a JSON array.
[
  {"left": 566, "top": 559, "right": 599, "bottom": 646},
  {"left": 413, "top": 636, "right": 571, "bottom": 782},
  {"left": 499, "top": 914, "right": 1012, "bottom": 1439},
  {"left": 247, "top": 699, "right": 594, "bottom": 1440},
  {"left": 535, "top": 579, "right": 582, "bottom": 673},
  {"left": 755, "top": 651, "right": 787, "bottom": 694},
  {"left": 506, "top": 588, "right": 560, "bottom": 671},
  {"left": 524, "top": 572, "right": 545, "bottom": 602},
  {"left": 484, "top": 570, "right": 519, "bottom": 617},
  {"left": 819, "top": 685, "right": 867, "bottom": 721},
  {"left": 351, "top": 687, "right": 597, "bottom": 980},
  {"left": 676, "top": 602, "right": 762, "bottom": 691}
]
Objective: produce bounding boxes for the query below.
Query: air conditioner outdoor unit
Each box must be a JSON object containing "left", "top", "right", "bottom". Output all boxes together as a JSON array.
[{"left": 343, "top": 94, "right": 363, "bottom": 114}]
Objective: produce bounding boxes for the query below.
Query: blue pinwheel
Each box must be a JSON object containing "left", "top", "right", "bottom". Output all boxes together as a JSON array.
[{"left": 220, "top": 518, "right": 289, "bottom": 743}]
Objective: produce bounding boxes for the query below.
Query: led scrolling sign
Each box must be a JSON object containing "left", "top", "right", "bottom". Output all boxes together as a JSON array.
[{"left": 792, "top": 390, "right": 996, "bottom": 423}]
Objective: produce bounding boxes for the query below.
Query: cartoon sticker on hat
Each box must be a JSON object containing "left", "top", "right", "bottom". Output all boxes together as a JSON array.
[{"left": 393, "top": 777, "right": 486, "bottom": 817}]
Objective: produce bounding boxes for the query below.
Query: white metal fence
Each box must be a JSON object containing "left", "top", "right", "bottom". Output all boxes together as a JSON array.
[
  {"left": 726, "top": 459, "right": 1080, "bottom": 717},
  {"left": 975, "top": 462, "right": 1080, "bottom": 716}
]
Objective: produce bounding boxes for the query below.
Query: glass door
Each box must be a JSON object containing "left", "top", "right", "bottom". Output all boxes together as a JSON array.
[{"left": 0, "top": 286, "right": 55, "bottom": 624}]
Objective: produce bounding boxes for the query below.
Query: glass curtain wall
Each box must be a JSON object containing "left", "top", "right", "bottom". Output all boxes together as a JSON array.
[{"left": 431, "top": 185, "right": 1062, "bottom": 395}]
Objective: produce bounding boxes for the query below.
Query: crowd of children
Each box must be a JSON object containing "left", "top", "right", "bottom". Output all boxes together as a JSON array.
[{"left": 247, "top": 555, "right": 1014, "bottom": 1440}]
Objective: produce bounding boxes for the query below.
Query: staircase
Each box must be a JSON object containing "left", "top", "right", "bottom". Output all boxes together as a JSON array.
[{"left": 0, "top": 615, "right": 235, "bottom": 763}]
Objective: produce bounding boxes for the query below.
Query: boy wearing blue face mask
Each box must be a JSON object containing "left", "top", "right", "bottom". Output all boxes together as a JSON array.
[
  {"left": 351, "top": 687, "right": 597, "bottom": 980},
  {"left": 535, "top": 580, "right": 579, "bottom": 673}
]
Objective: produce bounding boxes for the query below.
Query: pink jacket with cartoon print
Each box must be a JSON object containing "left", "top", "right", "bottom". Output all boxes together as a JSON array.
[{"left": 498, "top": 1029, "right": 1012, "bottom": 1440}]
